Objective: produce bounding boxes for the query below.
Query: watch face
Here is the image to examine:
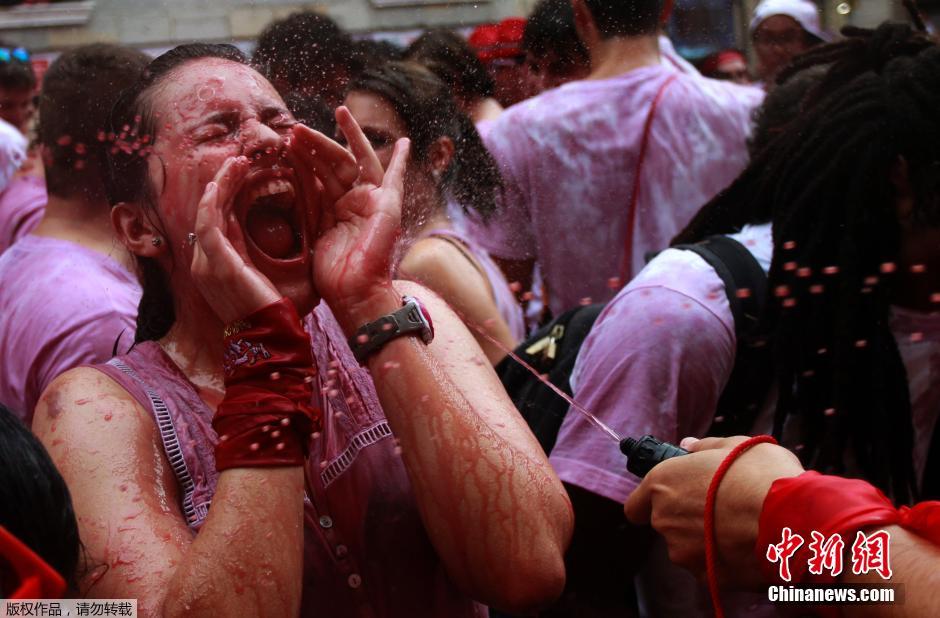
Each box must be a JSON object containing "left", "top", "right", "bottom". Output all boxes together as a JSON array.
[{"left": 404, "top": 295, "right": 434, "bottom": 340}]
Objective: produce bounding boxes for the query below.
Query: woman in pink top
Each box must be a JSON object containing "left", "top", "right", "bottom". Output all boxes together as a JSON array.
[
  {"left": 31, "top": 44, "right": 571, "bottom": 617},
  {"left": 344, "top": 62, "right": 526, "bottom": 364}
]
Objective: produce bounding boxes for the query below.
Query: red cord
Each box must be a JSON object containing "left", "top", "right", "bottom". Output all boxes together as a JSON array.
[
  {"left": 703, "top": 435, "right": 779, "bottom": 618},
  {"left": 619, "top": 74, "right": 677, "bottom": 285}
]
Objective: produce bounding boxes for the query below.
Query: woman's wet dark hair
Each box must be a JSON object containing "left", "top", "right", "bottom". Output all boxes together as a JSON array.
[
  {"left": 674, "top": 23, "right": 940, "bottom": 503},
  {"left": 105, "top": 43, "right": 248, "bottom": 343},
  {"left": 348, "top": 61, "right": 502, "bottom": 219},
  {"left": 0, "top": 405, "right": 80, "bottom": 596}
]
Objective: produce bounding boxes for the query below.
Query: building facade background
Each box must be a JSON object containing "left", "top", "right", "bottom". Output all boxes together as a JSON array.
[{"left": 0, "top": 1, "right": 923, "bottom": 66}]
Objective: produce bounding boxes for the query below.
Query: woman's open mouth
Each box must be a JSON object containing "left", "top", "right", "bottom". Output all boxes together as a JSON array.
[{"left": 238, "top": 173, "right": 304, "bottom": 261}]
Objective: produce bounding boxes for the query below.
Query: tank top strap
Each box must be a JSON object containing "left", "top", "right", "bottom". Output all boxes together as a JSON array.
[{"left": 92, "top": 342, "right": 218, "bottom": 530}]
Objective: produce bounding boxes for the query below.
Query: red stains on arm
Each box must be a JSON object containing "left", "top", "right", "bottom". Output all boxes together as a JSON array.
[
  {"left": 33, "top": 367, "right": 305, "bottom": 618},
  {"left": 362, "top": 280, "right": 573, "bottom": 614}
]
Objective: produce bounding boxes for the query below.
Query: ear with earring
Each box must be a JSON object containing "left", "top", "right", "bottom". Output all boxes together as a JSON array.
[{"left": 151, "top": 237, "right": 163, "bottom": 247}]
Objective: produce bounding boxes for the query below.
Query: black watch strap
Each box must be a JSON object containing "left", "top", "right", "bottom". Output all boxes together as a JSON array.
[{"left": 349, "top": 296, "right": 434, "bottom": 364}]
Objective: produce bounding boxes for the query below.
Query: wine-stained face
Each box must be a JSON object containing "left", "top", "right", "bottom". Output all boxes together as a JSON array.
[{"left": 146, "top": 58, "right": 318, "bottom": 313}]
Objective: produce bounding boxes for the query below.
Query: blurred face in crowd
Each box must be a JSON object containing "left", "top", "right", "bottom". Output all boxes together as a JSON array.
[
  {"left": 488, "top": 57, "right": 533, "bottom": 107},
  {"left": 342, "top": 89, "right": 443, "bottom": 231},
  {"left": 0, "top": 87, "right": 35, "bottom": 132},
  {"left": 752, "top": 15, "right": 812, "bottom": 81},
  {"left": 525, "top": 50, "right": 589, "bottom": 94},
  {"left": 145, "top": 58, "right": 317, "bottom": 314},
  {"left": 713, "top": 56, "right": 750, "bottom": 85}
]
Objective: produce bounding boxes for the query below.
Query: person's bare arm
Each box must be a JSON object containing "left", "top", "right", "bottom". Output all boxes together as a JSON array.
[
  {"left": 296, "top": 109, "right": 572, "bottom": 613},
  {"left": 365, "top": 279, "right": 572, "bottom": 613},
  {"left": 842, "top": 525, "right": 940, "bottom": 617},
  {"left": 33, "top": 368, "right": 304, "bottom": 618},
  {"left": 399, "top": 238, "right": 518, "bottom": 364},
  {"left": 626, "top": 437, "right": 940, "bottom": 617}
]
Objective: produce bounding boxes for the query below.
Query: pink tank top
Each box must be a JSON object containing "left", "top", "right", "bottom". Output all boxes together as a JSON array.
[
  {"left": 94, "top": 303, "right": 485, "bottom": 618},
  {"left": 423, "top": 228, "right": 526, "bottom": 342}
]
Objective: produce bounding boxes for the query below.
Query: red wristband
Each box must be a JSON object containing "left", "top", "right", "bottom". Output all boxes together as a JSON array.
[
  {"left": 756, "top": 472, "right": 898, "bottom": 584},
  {"left": 704, "top": 435, "right": 778, "bottom": 618},
  {"left": 757, "top": 472, "right": 940, "bottom": 585},
  {"left": 214, "top": 298, "right": 320, "bottom": 471}
]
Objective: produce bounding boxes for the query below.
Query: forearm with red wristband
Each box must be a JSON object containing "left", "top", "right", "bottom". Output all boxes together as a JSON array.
[
  {"left": 214, "top": 298, "right": 321, "bottom": 471},
  {"left": 756, "top": 471, "right": 940, "bottom": 585},
  {"left": 703, "top": 436, "right": 940, "bottom": 618}
]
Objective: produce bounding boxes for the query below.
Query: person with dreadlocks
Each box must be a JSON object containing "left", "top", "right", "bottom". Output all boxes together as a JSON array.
[
  {"left": 552, "top": 19, "right": 940, "bottom": 614},
  {"left": 343, "top": 62, "right": 524, "bottom": 363}
]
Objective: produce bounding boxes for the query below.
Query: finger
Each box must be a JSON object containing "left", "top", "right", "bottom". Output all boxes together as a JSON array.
[
  {"left": 624, "top": 478, "right": 654, "bottom": 525},
  {"left": 286, "top": 147, "right": 328, "bottom": 240},
  {"left": 382, "top": 138, "right": 411, "bottom": 194},
  {"left": 679, "top": 436, "right": 700, "bottom": 450},
  {"left": 211, "top": 156, "right": 251, "bottom": 221},
  {"left": 226, "top": 212, "right": 252, "bottom": 262},
  {"left": 336, "top": 105, "right": 384, "bottom": 185},
  {"left": 685, "top": 436, "right": 749, "bottom": 453},
  {"left": 194, "top": 182, "right": 226, "bottom": 257},
  {"left": 291, "top": 124, "right": 358, "bottom": 198}
]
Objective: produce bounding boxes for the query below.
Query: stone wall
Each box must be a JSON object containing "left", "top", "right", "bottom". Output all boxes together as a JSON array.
[{"left": 2, "top": 0, "right": 536, "bottom": 52}]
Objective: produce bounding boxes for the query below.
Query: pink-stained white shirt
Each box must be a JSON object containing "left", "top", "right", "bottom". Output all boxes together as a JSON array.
[
  {"left": 93, "top": 303, "right": 486, "bottom": 617},
  {"left": 0, "top": 174, "right": 46, "bottom": 254},
  {"left": 476, "top": 64, "right": 764, "bottom": 315},
  {"left": 0, "top": 235, "right": 140, "bottom": 422},
  {"left": 0, "top": 117, "right": 26, "bottom": 192},
  {"left": 552, "top": 223, "right": 940, "bottom": 502},
  {"left": 553, "top": 223, "right": 940, "bottom": 616}
]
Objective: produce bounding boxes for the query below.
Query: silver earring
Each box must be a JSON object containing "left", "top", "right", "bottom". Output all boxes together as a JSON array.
[
  {"left": 187, "top": 232, "right": 197, "bottom": 247},
  {"left": 151, "top": 237, "right": 163, "bottom": 247}
]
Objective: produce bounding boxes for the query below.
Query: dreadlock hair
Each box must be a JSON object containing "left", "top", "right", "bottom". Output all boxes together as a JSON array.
[
  {"left": 347, "top": 62, "right": 502, "bottom": 221},
  {"left": 405, "top": 29, "right": 496, "bottom": 104},
  {"left": 746, "top": 64, "right": 827, "bottom": 160},
  {"left": 104, "top": 43, "right": 248, "bottom": 344},
  {"left": 673, "top": 23, "right": 940, "bottom": 503}
]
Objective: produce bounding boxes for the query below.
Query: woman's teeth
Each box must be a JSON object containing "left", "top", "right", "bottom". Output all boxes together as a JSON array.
[{"left": 246, "top": 179, "right": 294, "bottom": 205}]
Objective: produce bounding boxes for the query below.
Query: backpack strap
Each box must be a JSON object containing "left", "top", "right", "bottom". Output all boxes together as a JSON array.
[
  {"left": 673, "top": 235, "right": 768, "bottom": 343},
  {"left": 674, "top": 235, "right": 773, "bottom": 436}
]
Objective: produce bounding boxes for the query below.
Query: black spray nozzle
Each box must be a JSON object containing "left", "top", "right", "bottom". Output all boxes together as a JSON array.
[{"left": 620, "top": 435, "right": 689, "bottom": 478}]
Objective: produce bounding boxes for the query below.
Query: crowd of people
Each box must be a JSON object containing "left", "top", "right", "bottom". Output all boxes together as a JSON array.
[{"left": 1, "top": 0, "right": 939, "bottom": 616}]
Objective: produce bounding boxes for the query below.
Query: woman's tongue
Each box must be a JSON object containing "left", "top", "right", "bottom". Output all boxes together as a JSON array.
[{"left": 246, "top": 208, "right": 296, "bottom": 260}]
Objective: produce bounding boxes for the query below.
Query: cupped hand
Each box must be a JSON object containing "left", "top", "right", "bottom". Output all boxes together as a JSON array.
[
  {"left": 624, "top": 435, "right": 804, "bottom": 586},
  {"left": 288, "top": 107, "right": 410, "bottom": 330},
  {"left": 190, "top": 156, "right": 282, "bottom": 325}
]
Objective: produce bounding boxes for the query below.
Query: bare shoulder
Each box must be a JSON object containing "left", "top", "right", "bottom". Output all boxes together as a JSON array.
[
  {"left": 33, "top": 365, "right": 160, "bottom": 465},
  {"left": 399, "top": 237, "right": 469, "bottom": 278}
]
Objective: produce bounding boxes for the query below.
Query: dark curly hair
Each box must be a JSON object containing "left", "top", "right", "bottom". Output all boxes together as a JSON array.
[{"left": 674, "top": 23, "right": 940, "bottom": 503}]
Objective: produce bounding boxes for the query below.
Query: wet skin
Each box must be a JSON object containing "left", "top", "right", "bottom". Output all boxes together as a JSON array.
[{"left": 34, "top": 58, "right": 573, "bottom": 616}]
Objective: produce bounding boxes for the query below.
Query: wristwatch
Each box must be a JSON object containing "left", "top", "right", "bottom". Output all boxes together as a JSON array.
[{"left": 349, "top": 296, "right": 434, "bottom": 364}]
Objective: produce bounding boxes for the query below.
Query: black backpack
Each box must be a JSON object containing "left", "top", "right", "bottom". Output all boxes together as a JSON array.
[{"left": 495, "top": 235, "right": 773, "bottom": 454}]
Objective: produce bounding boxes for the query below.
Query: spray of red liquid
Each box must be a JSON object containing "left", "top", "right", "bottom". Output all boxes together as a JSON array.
[{"left": 411, "top": 277, "right": 622, "bottom": 445}]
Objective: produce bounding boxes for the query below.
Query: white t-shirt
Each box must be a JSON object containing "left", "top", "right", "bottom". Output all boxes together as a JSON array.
[{"left": 476, "top": 64, "right": 764, "bottom": 315}]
